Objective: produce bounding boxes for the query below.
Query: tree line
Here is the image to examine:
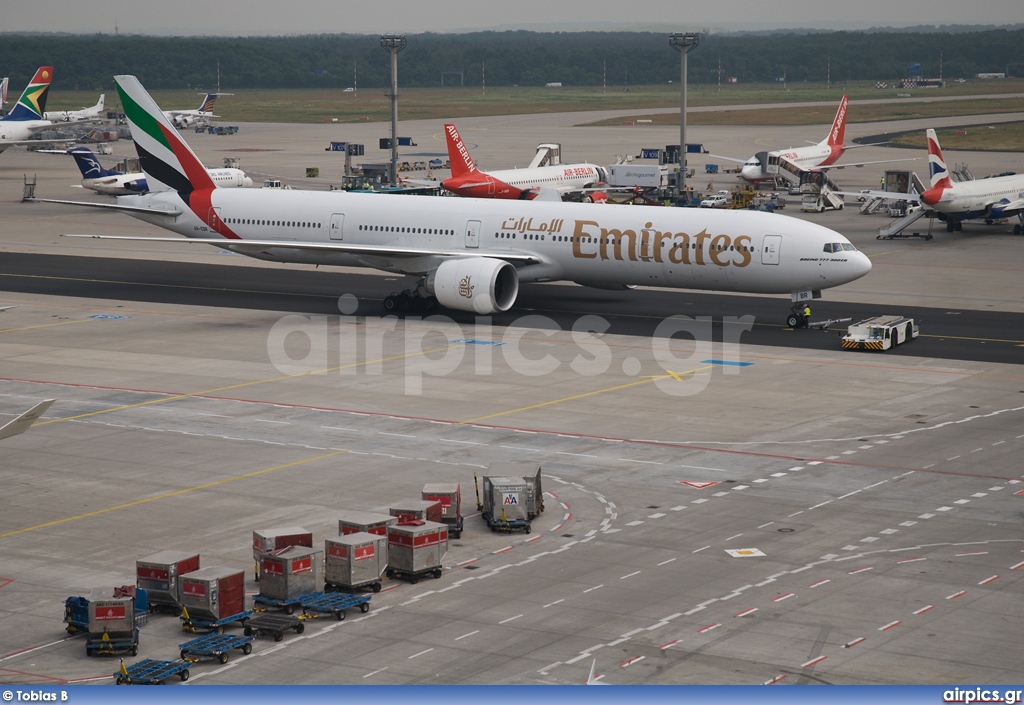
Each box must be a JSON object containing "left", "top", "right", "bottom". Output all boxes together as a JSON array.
[{"left": 1, "top": 29, "right": 1021, "bottom": 91}]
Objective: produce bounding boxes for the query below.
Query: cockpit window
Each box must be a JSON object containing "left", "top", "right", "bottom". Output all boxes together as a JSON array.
[
  {"left": 841, "top": 243, "right": 857, "bottom": 251},
  {"left": 823, "top": 243, "right": 834, "bottom": 253}
]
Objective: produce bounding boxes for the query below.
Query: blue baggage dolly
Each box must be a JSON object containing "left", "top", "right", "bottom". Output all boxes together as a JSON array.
[
  {"left": 300, "top": 592, "right": 371, "bottom": 621},
  {"left": 64, "top": 596, "right": 89, "bottom": 634},
  {"left": 180, "top": 608, "right": 254, "bottom": 634},
  {"left": 86, "top": 628, "right": 139, "bottom": 657},
  {"left": 114, "top": 658, "right": 190, "bottom": 685},
  {"left": 178, "top": 633, "right": 254, "bottom": 664},
  {"left": 252, "top": 592, "right": 319, "bottom": 615},
  {"left": 243, "top": 613, "right": 304, "bottom": 642}
]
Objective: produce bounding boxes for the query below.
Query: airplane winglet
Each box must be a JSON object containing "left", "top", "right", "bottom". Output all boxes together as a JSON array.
[{"left": 0, "top": 399, "right": 56, "bottom": 441}]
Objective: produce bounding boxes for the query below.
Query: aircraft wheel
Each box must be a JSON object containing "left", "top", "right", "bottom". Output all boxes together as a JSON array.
[
  {"left": 946, "top": 220, "right": 955, "bottom": 232},
  {"left": 954, "top": 221, "right": 962, "bottom": 232},
  {"left": 786, "top": 314, "right": 800, "bottom": 328},
  {"left": 1014, "top": 224, "right": 1022, "bottom": 235},
  {"left": 427, "top": 297, "right": 440, "bottom": 313},
  {"left": 383, "top": 295, "right": 397, "bottom": 312},
  {"left": 397, "top": 294, "right": 412, "bottom": 313}
]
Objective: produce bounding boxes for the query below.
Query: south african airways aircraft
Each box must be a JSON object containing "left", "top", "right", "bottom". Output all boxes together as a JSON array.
[
  {"left": 0, "top": 66, "right": 57, "bottom": 155},
  {"left": 34, "top": 75, "right": 871, "bottom": 325}
]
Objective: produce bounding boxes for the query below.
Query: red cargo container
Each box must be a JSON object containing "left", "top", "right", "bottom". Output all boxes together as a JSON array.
[
  {"left": 258, "top": 546, "right": 322, "bottom": 600},
  {"left": 252, "top": 527, "right": 313, "bottom": 560},
  {"left": 386, "top": 520, "right": 448, "bottom": 582},
  {"left": 178, "top": 567, "right": 245, "bottom": 622},
  {"left": 421, "top": 483, "right": 463, "bottom": 538},
  {"left": 325, "top": 533, "right": 388, "bottom": 592},
  {"left": 389, "top": 500, "right": 442, "bottom": 525},
  {"left": 338, "top": 511, "right": 396, "bottom": 537},
  {"left": 136, "top": 550, "right": 200, "bottom": 611}
]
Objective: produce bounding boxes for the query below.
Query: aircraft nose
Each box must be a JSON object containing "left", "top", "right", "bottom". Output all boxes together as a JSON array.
[{"left": 854, "top": 251, "right": 872, "bottom": 279}]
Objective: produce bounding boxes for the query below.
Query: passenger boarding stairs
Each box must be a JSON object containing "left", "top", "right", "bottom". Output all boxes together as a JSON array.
[
  {"left": 529, "top": 144, "right": 562, "bottom": 169},
  {"left": 877, "top": 207, "right": 930, "bottom": 238},
  {"left": 860, "top": 171, "right": 928, "bottom": 215},
  {"left": 796, "top": 169, "right": 845, "bottom": 213}
]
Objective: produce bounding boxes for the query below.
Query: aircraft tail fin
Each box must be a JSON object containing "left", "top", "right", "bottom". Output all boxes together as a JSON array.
[
  {"left": 0, "top": 400, "right": 55, "bottom": 441},
  {"left": 114, "top": 75, "right": 217, "bottom": 194},
  {"left": 2, "top": 66, "right": 54, "bottom": 122},
  {"left": 197, "top": 93, "right": 217, "bottom": 114},
  {"left": 823, "top": 94, "right": 849, "bottom": 148},
  {"left": 926, "top": 128, "right": 953, "bottom": 190},
  {"left": 95, "top": 94, "right": 105, "bottom": 112},
  {"left": 68, "top": 147, "right": 120, "bottom": 179},
  {"left": 444, "top": 123, "right": 478, "bottom": 178}
]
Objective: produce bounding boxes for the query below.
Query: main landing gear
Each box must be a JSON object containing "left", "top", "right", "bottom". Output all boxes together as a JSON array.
[
  {"left": 945, "top": 219, "right": 962, "bottom": 233},
  {"left": 787, "top": 304, "right": 808, "bottom": 329},
  {"left": 383, "top": 289, "right": 440, "bottom": 315}
]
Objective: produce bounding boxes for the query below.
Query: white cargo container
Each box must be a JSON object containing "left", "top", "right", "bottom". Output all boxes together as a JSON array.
[
  {"left": 606, "top": 164, "right": 668, "bottom": 188},
  {"left": 325, "top": 533, "right": 388, "bottom": 592},
  {"left": 252, "top": 527, "right": 313, "bottom": 560},
  {"left": 338, "top": 511, "right": 397, "bottom": 537},
  {"left": 258, "top": 546, "right": 322, "bottom": 601},
  {"left": 386, "top": 521, "right": 448, "bottom": 582}
]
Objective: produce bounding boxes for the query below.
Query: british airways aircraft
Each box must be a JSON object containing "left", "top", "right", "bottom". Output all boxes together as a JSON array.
[{"left": 35, "top": 76, "right": 871, "bottom": 325}]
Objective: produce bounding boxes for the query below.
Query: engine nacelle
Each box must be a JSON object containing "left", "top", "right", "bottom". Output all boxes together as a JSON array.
[
  {"left": 428, "top": 258, "right": 519, "bottom": 314},
  {"left": 174, "top": 115, "right": 191, "bottom": 128}
]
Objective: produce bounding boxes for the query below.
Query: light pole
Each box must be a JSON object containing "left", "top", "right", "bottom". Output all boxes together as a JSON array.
[
  {"left": 380, "top": 34, "right": 407, "bottom": 186},
  {"left": 669, "top": 32, "right": 700, "bottom": 199}
]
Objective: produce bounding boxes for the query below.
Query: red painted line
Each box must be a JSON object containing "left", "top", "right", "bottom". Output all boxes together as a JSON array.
[
  {"left": 698, "top": 623, "right": 721, "bottom": 633},
  {"left": 559, "top": 502, "right": 570, "bottom": 510},
  {"left": 619, "top": 655, "right": 646, "bottom": 668},
  {"left": 978, "top": 575, "right": 1000, "bottom": 585},
  {"left": 808, "top": 579, "right": 830, "bottom": 588},
  {"left": 896, "top": 557, "right": 926, "bottom": 564},
  {"left": 457, "top": 558, "right": 480, "bottom": 566},
  {"left": 565, "top": 512, "right": 573, "bottom": 521},
  {"left": 380, "top": 584, "right": 402, "bottom": 593},
  {"left": 1015, "top": 489, "right": 1024, "bottom": 496},
  {"left": 64, "top": 675, "right": 112, "bottom": 684},
  {"left": 735, "top": 607, "right": 758, "bottom": 617},
  {"left": 801, "top": 656, "right": 828, "bottom": 668},
  {"left": 0, "top": 667, "right": 66, "bottom": 684},
  {"left": 1010, "top": 561, "right": 1024, "bottom": 571},
  {"left": 493, "top": 546, "right": 514, "bottom": 555},
  {"left": 946, "top": 590, "right": 967, "bottom": 600},
  {"left": 0, "top": 577, "right": 13, "bottom": 589},
  {"left": 659, "top": 639, "right": 682, "bottom": 650},
  {"left": 913, "top": 605, "right": 935, "bottom": 615},
  {"left": 763, "top": 674, "right": 787, "bottom": 685},
  {"left": 4, "top": 375, "right": 1016, "bottom": 481},
  {"left": 773, "top": 593, "right": 795, "bottom": 602},
  {"left": 843, "top": 637, "right": 866, "bottom": 648},
  {"left": 879, "top": 620, "right": 902, "bottom": 631},
  {"left": 550, "top": 524, "right": 563, "bottom": 532},
  {"left": 847, "top": 567, "right": 873, "bottom": 575},
  {"left": 547, "top": 491, "right": 559, "bottom": 499},
  {"left": 955, "top": 552, "right": 989, "bottom": 557},
  {"left": 526, "top": 535, "right": 543, "bottom": 543}
]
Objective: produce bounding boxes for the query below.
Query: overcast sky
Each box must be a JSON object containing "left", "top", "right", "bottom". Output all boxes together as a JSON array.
[{"left": 4, "top": 0, "right": 1022, "bottom": 35}]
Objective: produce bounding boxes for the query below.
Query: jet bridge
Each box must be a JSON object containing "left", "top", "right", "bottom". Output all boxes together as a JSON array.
[{"left": 528, "top": 144, "right": 562, "bottom": 169}]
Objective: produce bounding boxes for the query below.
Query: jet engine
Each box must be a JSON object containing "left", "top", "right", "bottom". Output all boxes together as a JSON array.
[
  {"left": 173, "top": 115, "right": 192, "bottom": 128},
  {"left": 428, "top": 258, "right": 519, "bottom": 314}
]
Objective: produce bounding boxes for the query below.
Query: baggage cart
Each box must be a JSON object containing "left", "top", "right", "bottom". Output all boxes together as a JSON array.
[
  {"left": 421, "top": 483, "right": 464, "bottom": 538},
  {"left": 178, "top": 567, "right": 245, "bottom": 624},
  {"left": 86, "top": 591, "right": 139, "bottom": 656},
  {"left": 338, "top": 511, "right": 396, "bottom": 537},
  {"left": 325, "top": 533, "right": 387, "bottom": 593},
  {"left": 178, "top": 633, "right": 254, "bottom": 664},
  {"left": 64, "top": 596, "right": 89, "bottom": 634},
  {"left": 479, "top": 474, "right": 532, "bottom": 532},
  {"left": 252, "top": 526, "right": 313, "bottom": 580},
  {"left": 257, "top": 546, "right": 321, "bottom": 601},
  {"left": 386, "top": 521, "right": 447, "bottom": 583},
  {"left": 485, "top": 463, "right": 545, "bottom": 519},
  {"left": 300, "top": 592, "right": 371, "bottom": 621},
  {"left": 390, "top": 499, "right": 443, "bottom": 525},
  {"left": 114, "top": 658, "right": 190, "bottom": 685},
  {"left": 136, "top": 550, "right": 200, "bottom": 613},
  {"left": 244, "top": 613, "right": 305, "bottom": 642},
  {"left": 180, "top": 608, "right": 253, "bottom": 634},
  {"left": 86, "top": 627, "right": 140, "bottom": 657},
  {"left": 252, "top": 592, "right": 318, "bottom": 615}
]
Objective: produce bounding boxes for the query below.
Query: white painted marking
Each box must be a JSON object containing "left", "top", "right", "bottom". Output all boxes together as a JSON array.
[
  {"left": 770, "top": 472, "right": 788, "bottom": 477},
  {"left": 918, "top": 513, "right": 936, "bottom": 519},
  {"left": 773, "top": 593, "right": 795, "bottom": 602},
  {"left": 692, "top": 546, "right": 710, "bottom": 553},
  {"left": 847, "top": 567, "right": 873, "bottom": 575},
  {"left": 802, "top": 656, "right": 828, "bottom": 668},
  {"left": 913, "top": 605, "right": 935, "bottom": 615},
  {"left": 583, "top": 585, "right": 604, "bottom": 593},
  {"left": 499, "top": 614, "right": 523, "bottom": 625},
  {"left": 440, "top": 439, "right": 484, "bottom": 445},
  {"left": 679, "top": 464, "right": 728, "bottom": 473},
  {"left": 363, "top": 667, "right": 388, "bottom": 678},
  {"left": 625, "top": 520, "right": 644, "bottom": 527},
  {"left": 971, "top": 493, "right": 988, "bottom": 498},
  {"left": 543, "top": 599, "right": 565, "bottom": 608},
  {"left": 623, "top": 459, "right": 662, "bottom": 465},
  {"left": 860, "top": 537, "right": 879, "bottom": 543},
  {"left": 978, "top": 575, "right": 1000, "bottom": 585},
  {"left": 455, "top": 631, "right": 479, "bottom": 641},
  {"left": 621, "top": 571, "right": 641, "bottom": 579},
  {"left": 538, "top": 662, "right": 562, "bottom": 674},
  {"left": 753, "top": 479, "right": 769, "bottom": 484},
  {"left": 408, "top": 648, "right": 434, "bottom": 659},
  {"left": 936, "top": 506, "right": 954, "bottom": 512},
  {"left": 899, "top": 521, "right": 917, "bottom": 527},
  {"left": 671, "top": 506, "right": 686, "bottom": 511},
  {"left": 648, "top": 513, "right": 666, "bottom": 519},
  {"left": 712, "top": 491, "right": 729, "bottom": 497},
  {"left": 880, "top": 529, "right": 898, "bottom": 535},
  {"left": 758, "top": 522, "right": 775, "bottom": 529},
  {"left": 558, "top": 452, "right": 598, "bottom": 458},
  {"left": 953, "top": 499, "right": 971, "bottom": 505},
  {"left": 725, "top": 533, "right": 743, "bottom": 541},
  {"left": 691, "top": 498, "right": 709, "bottom": 504}
]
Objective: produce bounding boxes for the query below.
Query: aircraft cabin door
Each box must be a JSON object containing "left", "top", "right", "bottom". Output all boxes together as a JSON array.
[
  {"left": 465, "top": 220, "right": 481, "bottom": 249},
  {"left": 329, "top": 213, "right": 345, "bottom": 241},
  {"left": 208, "top": 206, "right": 223, "bottom": 233},
  {"left": 761, "top": 235, "right": 781, "bottom": 265}
]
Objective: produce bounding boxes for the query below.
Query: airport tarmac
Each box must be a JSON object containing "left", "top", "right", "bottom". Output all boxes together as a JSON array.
[{"left": 0, "top": 106, "right": 1022, "bottom": 686}]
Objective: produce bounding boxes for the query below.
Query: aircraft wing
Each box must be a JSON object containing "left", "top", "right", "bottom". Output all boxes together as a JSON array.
[
  {"left": 62, "top": 234, "right": 541, "bottom": 264},
  {"left": 0, "top": 306, "right": 16, "bottom": 312},
  {"left": 0, "top": 400, "right": 56, "bottom": 441},
  {"left": 706, "top": 153, "right": 749, "bottom": 165},
  {"left": 818, "top": 157, "right": 919, "bottom": 171},
  {"left": 834, "top": 190, "right": 920, "bottom": 202},
  {"left": 26, "top": 197, "right": 182, "bottom": 217}
]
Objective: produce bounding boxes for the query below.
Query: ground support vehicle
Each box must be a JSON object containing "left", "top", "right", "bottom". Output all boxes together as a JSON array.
[
  {"left": 86, "top": 627, "right": 140, "bottom": 657},
  {"left": 180, "top": 608, "right": 253, "bottom": 634},
  {"left": 178, "top": 633, "right": 254, "bottom": 664},
  {"left": 383, "top": 566, "right": 443, "bottom": 584},
  {"left": 252, "top": 592, "right": 318, "bottom": 615},
  {"left": 842, "top": 316, "right": 919, "bottom": 351},
  {"left": 64, "top": 596, "right": 89, "bottom": 634},
  {"left": 243, "top": 613, "right": 305, "bottom": 642},
  {"left": 114, "top": 659, "right": 191, "bottom": 685},
  {"left": 300, "top": 592, "right": 371, "bottom": 621}
]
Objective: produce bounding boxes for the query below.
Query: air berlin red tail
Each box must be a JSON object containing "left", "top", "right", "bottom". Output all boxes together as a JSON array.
[
  {"left": 826, "top": 94, "right": 849, "bottom": 148},
  {"left": 444, "top": 123, "right": 478, "bottom": 178}
]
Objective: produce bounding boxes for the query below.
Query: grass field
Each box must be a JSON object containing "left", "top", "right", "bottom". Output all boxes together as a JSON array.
[{"left": 888, "top": 123, "right": 1024, "bottom": 152}]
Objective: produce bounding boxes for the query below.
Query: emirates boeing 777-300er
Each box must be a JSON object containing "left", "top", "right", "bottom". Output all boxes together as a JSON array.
[{"left": 34, "top": 76, "right": 871, "bottom": 325}]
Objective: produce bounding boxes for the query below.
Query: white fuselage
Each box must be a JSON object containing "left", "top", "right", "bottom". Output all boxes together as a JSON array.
[
  {"left": 929, "top": 174, "right": 1024, "bottom": 219},
  {"left": 742, "top": 143, "right": 841, "bottom": 183},
  {"left": 121, "top": 189, "right": 871, "bottom": 296},
  {"left": 85, "top": 168, "right": 252, "bottom": 196},
  {"left": 487, "top": 163, "right": 605, "bottom": 192},
  {"left": 0, "top": 119, "right": 52, "bottom": 153},
  {"left": 44, "top": 96, "right": 104, "bottom": 123}
]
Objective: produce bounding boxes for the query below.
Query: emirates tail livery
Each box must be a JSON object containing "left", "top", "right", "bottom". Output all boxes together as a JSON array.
[
  {"left": 440, "top": 123, "right": 609, "bottom": 201},
  {"left": 855, "top": 129, "right": 1024, "bottom": 234},
  {"left": 36, "top": 75, "right": 870, "bottom": 321},
  {"left": 714, "top": 95, "right": 909, "bottom": 184}
]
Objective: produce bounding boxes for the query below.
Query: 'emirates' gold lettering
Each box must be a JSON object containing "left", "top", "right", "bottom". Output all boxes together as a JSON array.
[{"left": 569, "top": 219, "right": 752, "bottom": 268}]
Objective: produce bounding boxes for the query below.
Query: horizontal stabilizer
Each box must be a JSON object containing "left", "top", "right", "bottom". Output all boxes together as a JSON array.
[
  {"left": 26, "top": 198, "right": 181, "bottom": 216},
  {"left": 0, "top": 400, "right": 55, "bottom": 441}
]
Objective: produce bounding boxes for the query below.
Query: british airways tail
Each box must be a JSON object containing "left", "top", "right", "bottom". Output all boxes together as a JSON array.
[
  {"left": 114, "top": 75, "right": 217, "bottom": 194},
  {"left": 444, "top": 123, "right": 479, "bottom": 178},
  {"left": 2, "top": 66, "right": 53, "bottom": 122},
  {"left": 925, "top": 128, "right": 953, "bottom": 190},
  {"left": 68, "top": 147, "right": 120, "bottom": 179},
  {"left": 821, "top": 94, "right": 848, "bottom": 148}
]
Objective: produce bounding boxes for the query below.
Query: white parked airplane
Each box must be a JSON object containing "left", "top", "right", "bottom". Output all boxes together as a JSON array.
[
  {"left": 44, "top": 93, "right": 105, "bottom": 123},
  {"left": 36, "top": 75, "right": 871, "bottom": 325},
  {"left": 0, "top": 66, "right": 56, "bottom": 155},
  {"left": 713, "top": 95, "right": 911, "bottom": 184},
  {"left": 852, "top": 128, "right": 1024, "bottom": 234},
  {"left": 59, "top": 146, "right": 252, "bottom": 195},
  {"left": 163, "top": 93, "right": 220, "bottom": 128},
  {"left": 0, "top": 400, "right": 55, "bottom": 442}
]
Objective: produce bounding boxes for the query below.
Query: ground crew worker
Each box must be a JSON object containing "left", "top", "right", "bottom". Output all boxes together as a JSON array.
[{"left": 803, "top": 304, "right": 811, "bottom": 327}]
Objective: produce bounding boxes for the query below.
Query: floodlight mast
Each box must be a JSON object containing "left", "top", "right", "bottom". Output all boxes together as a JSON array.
[
  {"left": 669, "top": 32, "right": 700, "bottom": 197},
  {"left": 380, "top": 34, "right": 407, "bottom": 186}
]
